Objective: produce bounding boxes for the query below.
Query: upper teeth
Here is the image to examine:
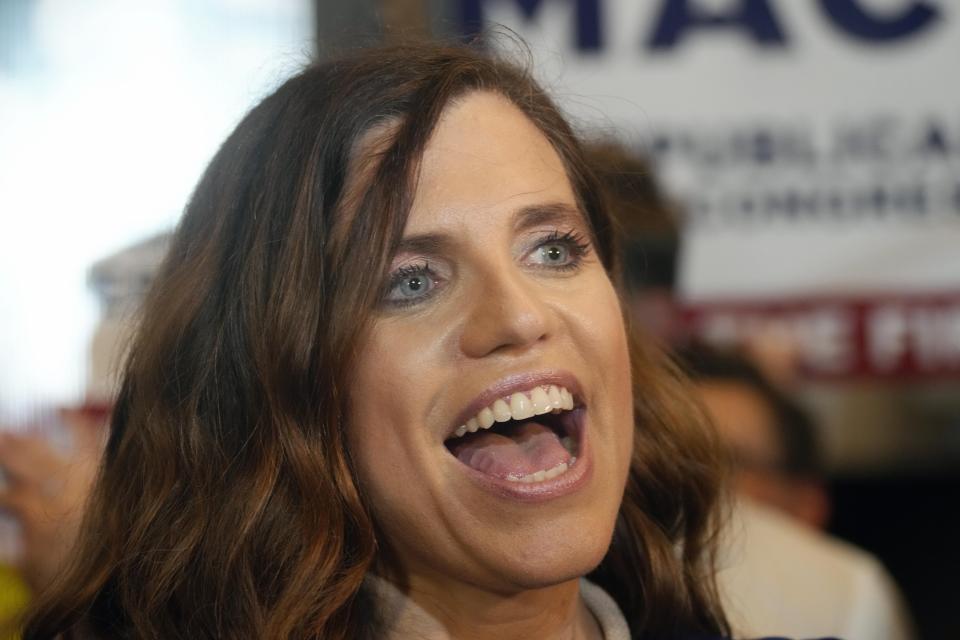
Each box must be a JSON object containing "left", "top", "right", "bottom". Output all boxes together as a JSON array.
[{"left": 452, "top": 385, "right": 575, "bottom": 438}]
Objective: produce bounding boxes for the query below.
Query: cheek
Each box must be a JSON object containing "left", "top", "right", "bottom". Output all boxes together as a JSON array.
[
  {"left": 598, "top": 291, "right": 635, "bottom": 464},
  {"left": 557, "top": 271, "right": 634, "bottom": 468},
  {"left": 346, "top": 324, "right": 445, "bottom": 521},
  {"left": 566, "top": 273, "right": 632, "bottom": 395},
  {"left": 347, "top": 336, "right": 417, "bottom": 496}
]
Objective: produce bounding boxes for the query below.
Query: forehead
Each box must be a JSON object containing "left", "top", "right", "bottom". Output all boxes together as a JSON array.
[{"left": 405, "top": 90, "right": 578, "bottom": 235}]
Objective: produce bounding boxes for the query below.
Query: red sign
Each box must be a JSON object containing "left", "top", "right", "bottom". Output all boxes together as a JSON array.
[{"left": 681, "top": 292, "right": 960, "bottom": 379}]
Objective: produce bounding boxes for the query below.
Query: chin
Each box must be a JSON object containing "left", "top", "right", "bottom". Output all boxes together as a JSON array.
[
  {"left": 506, "top": 552, "right": 609, "bottom": 592},
  {"left": 476, "top": 514, "right": 619, "bottom": 592},
  {"left": 480, "top": 458, "right": 629, "bottom": 592}
]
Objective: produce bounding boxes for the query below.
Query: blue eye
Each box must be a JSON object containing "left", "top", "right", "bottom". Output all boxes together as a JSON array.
[
  {"left": 537, "top": 243, "right": 571, "bottom": 266},
  {"left": 396, "top": 274, "right": 433, "bottom": 297},
  {"left": 528, "top": 230, "right": 591, "bottom": 270},
  {"left": 385, "top": 264, "right": 439, "bottom": 306}
]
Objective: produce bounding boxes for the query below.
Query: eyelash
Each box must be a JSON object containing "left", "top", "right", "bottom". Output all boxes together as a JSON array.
[
  {"left": 533, "top": 229, "right": 592, "bottom": 271},
  {"left": 384, "top": 262, "right": 441, "bottom": 309},
  {"left": 382, "top": 229, "right": 593, "bottom": 309}
]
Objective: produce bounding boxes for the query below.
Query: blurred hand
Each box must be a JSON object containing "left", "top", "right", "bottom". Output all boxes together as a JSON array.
[{"left": 0, "top": 409, "right": 105, "bottom": 593}]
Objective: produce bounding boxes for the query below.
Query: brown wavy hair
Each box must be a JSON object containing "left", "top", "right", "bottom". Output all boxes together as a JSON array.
[{"left": 23, "top": 41, "right": 729, "bottom": 639}]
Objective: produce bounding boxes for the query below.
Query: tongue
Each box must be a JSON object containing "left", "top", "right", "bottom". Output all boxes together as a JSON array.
[{"left": 450, "top": 420, "right": 571, "bottom": 480}]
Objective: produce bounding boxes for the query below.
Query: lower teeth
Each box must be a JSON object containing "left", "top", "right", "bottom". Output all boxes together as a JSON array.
[
  {"left": 506, "top": 457, "right": 576, "bottom": 483},
  {"left": 504, "top": 436, "right": 578, "bottom": 483}
]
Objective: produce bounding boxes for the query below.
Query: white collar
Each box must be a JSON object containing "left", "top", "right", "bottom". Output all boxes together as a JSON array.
[
  {"left": 364, "top": 574, "right": 631, "bottom": 639},
  {"left": 579, "top": 578, "right": 632, "bottom": 640}
]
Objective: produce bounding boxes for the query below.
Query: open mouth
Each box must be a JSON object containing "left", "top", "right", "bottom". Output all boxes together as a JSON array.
[{"left": 444, "top": 385, "right": 582, "bottom": 484}]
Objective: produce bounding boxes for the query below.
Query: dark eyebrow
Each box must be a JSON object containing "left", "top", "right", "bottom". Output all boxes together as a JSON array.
[
  {"left": 393, "top": 202, "right": 588, "bottom": 257},
  {"left": 393, "top": 233, "right": 453, "bottom": 258},
  {"left": 513, "top": 202, "right": 587, "bottom": 232}
]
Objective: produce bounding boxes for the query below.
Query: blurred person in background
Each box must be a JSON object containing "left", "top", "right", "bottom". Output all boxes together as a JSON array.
[
  {"left": 0, "top": 233, "right": 158, "bottom": 634},
  {"left": 588, "top": 142, "right": 916, "bottom": 640},
  {"left": 677, "top": 343, "right": 915, "bottom": 639},
  {"left": 0, "top": 408, "right": 105, "bottom": 637},
  {"left": 677, "top": 344, "right": 829, "bottom": 530},
  {"left": 584, "top": 142, "right": 683, "bottom": 346}
]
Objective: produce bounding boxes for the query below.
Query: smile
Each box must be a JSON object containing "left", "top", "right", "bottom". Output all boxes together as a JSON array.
[{"left": 444, "top": 380, "right": 585, "bottom": 489}]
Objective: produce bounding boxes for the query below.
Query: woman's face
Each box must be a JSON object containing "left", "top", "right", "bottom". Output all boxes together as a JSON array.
[{"left": 348, "top": 91, "right": 634, "bottom": 594}]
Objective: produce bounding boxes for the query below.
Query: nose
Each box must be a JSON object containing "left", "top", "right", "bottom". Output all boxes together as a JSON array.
[{"left": 458, "top": 265, "right": 554, "bottom": 359}]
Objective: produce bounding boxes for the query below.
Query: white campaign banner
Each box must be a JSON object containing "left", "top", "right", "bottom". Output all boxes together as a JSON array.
[{"left": 460, "top": 0, "right": 960, "bottom": 377}]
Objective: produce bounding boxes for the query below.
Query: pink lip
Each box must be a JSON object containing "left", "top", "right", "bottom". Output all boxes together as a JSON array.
[
  {"left": 444, "top": 369, "right": 584, "bottom": 441},
  {"left": 450, "top": 407, "right": 593, "bottom": 503},
  {"left": 442, "top": 368, "right": 592, "bottom": 502}
]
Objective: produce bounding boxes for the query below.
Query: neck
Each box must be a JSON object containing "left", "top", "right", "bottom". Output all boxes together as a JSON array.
[{"left": 369, "top": 573, "right": 604, "bottom": 640}]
